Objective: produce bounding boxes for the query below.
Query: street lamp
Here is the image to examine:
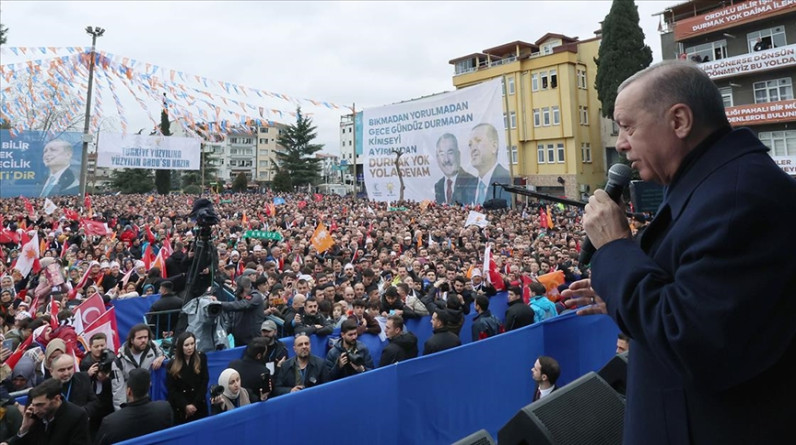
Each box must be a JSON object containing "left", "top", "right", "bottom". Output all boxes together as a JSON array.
[{"left": 79, "top": 26, "right": 105, "bottom": 202}]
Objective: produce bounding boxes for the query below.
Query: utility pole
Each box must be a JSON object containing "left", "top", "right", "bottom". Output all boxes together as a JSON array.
[{"left": 79, "top": 26, "right": 105, "bottom": 202}]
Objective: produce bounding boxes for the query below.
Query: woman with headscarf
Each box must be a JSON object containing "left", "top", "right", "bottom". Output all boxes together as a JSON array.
[
  {"left": 210, "top": 368, "right": 252, "bottom": 415},
  {"left": 166, "top": 332, "right": 208, "bottom": 424}
]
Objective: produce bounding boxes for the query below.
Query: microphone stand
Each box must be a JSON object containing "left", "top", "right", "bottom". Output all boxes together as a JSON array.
[{"left": 497, "top": 184, "right": 647, "bottom": 220}]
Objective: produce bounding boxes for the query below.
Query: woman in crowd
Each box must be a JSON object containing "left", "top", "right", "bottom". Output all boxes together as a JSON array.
[
  {"left": 210, "top": 368, "right": 252, "bottom": 415},
  {"left": 166, "top": 331, "right": 209, "bottom": 424}
]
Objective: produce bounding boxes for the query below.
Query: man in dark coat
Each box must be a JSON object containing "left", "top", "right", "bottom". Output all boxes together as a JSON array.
[
  {"left": 228, "top": 338, "right": 272, "bottom": 401},
  {"left": 423, "top": 309, "right": 461, "bottom": 355},
  {"left": 95, "top": 368, "right": 173, "bottom": 445},
  {"left": 379, "top": 315, "right": 418, "bottom": 367},
  {"left": 146, "top": 281, "right": 183, "bottom": 335},
  {"left": 219, "top": 276, "right": 266, "bottom": 346},
  {"left": 49, "top": 355, "right": 102, "bottom": 423},
  {"left": 293, "top": 298, "right": 333, "bottom": 336},
  {"left": 563, "top": 61, "right": 796, "bottom": 445},
  {"left": 433, "top": 133, "right": 477, "bottom": 205},
  {"left": 504, "top": 286, "right": 533, "bottom": 331},
  {"left": 273, "top": 333, "right": 327, "bottom": 396},
  {"left": 5, "top": 378, "right": 89, "bottom": 445}
]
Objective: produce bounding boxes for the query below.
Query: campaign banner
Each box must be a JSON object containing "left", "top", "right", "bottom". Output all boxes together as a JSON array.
[
  {"left": 363, "top": 79, "right": 508, "bottom": 204},
  {"left": 0, "top": 130, "right": 84, "bottom": 198},
  {"left": 96, "top": 132, "right": 201, "bottom": 170}
]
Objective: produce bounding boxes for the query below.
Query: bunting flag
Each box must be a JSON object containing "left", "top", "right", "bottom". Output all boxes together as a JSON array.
[
  {"left": 310, "top": 222, "right": 334, "bottom": 253},
  {"left": 482, "top": 245, "right": 506, "bottom": 292},
  {"left": 79, "top": 307, "right": 120, "bottom": 353},
  {"left": 15, "top": 232, "right": 41, "bottom": 278}
]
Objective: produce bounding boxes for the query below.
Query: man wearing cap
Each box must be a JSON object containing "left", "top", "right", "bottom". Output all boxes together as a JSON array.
[
  {"left": 147, "top": 281, "right": 183, "bottom": 336},
  {"left": 470, "top": 268, "right": 497, "bottom": 297},
  {"left": 260, "top": 319, "right": 288, "bottom": 370},
  {"left": 218, "top": 276, "right": 265, "bottom": 346}
]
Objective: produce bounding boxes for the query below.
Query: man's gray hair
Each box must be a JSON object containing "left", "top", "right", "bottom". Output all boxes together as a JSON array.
[{"left": 618, "top": 60, "right": 730, "bottom": 130}]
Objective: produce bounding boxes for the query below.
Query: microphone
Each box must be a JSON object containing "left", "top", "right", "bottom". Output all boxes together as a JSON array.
[{"left": 579, "top": 163, "right": 633, "bottom": 266}]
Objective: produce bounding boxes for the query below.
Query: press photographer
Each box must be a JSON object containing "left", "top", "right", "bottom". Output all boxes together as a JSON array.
[{"left": 325, "top": 319, "right": 374, "bottom": 381}]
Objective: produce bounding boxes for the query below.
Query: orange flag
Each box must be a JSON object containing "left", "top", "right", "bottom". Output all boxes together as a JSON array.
[
  {"left": 546, "top": 205, "right": 554, "bottom": 229},
  {"left": 310, "top": 222, "right": 334, "bottom": 253},
  {"left": 537, "top": 270, "right": 565, "bottom": 302}
]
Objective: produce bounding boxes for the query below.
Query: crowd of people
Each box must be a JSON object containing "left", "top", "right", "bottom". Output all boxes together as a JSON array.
[{"left": 0, "top": 190, "right": 597, "bottom": 443}]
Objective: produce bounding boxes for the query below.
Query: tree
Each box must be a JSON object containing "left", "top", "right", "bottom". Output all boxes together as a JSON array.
[
  {"left": 181, "top": 146, "right": 218, "bottom": 189},
  {"left": 595, "top": 0, "right": 652, "bottom": 119},
  {"left": 0, "top": 22, "right": 8, "bottom": 46},
  {"left": 271, "top": 168, "right": 292, "bottom": 193},
  {"left": 155, "top": 106, "right": 172, "bottom": 194},
  {"left": 111, "top": 169, "right": 154, "bottom": 194},
  {"left": 231, "top": 172, "right": 248, "bottom": 193},
  {"left": 275, "top": 107, "right": 323, "bottom": 188}
]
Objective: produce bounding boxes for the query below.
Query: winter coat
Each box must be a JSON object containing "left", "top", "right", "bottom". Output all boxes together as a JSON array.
[{"left": 379, "top": 331, "right": 419, "bottom": 367}]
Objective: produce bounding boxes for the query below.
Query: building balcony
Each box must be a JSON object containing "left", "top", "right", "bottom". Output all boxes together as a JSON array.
[
  {"left": 699, "top": 44, "right": 796, "bottom": 80},
  {"left": 726, "top": 99, "right": 796, "bottom": 126}
]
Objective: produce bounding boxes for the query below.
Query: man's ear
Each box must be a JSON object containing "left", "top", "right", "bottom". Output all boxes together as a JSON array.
[{"left": 669, "top": 103, "right": 694, "bottom": 140}]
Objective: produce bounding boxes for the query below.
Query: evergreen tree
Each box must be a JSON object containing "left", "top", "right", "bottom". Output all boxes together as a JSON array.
[
  {"left": 231, "top": 172, "right": 248, "bottom": 192},
  {"left": 275, "top": 107, "right": 323, "bottom": 187},
  {"left": 111, "top": 169, "right": 154, "bottom": 194},
  {"left": 155, "top": 106, "right": 172, "bottom": 194},
  {"left": 271, "top": 168, "right": 292, "bottom": 193},
  {"left": 595, "top": 0, "right": 652, "bottom": 119}
]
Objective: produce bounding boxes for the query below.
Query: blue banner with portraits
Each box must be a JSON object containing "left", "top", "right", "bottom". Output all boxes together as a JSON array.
[{"left": 0, "top": 130, "right": 84, "bottom": 198}]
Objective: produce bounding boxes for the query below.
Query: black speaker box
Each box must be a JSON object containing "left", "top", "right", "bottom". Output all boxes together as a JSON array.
[
  {"left": 598, "top": 351, "right": 628, "bottom": 396},
  {"left": 483, "top": 199, "right": 507, "bottom": 210},
  {"left": 497, "top": 372, "right": 624, "bottom": 445},
  {"left": 451, "top": 429, "right": 495, "bottom": 445}
]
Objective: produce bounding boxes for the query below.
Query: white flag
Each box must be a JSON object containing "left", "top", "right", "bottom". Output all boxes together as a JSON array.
[
  {"left": 43, "top": 198, "right": 57, "bottom": 215},
  {"left": 15, "top": 233, "right": 40, "bottom": 278},
  {"left": 464, "top": 210, "right": 488, "bottom": 228}
]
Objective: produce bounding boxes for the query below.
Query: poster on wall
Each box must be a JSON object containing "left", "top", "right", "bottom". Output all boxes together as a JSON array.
[
  {"left": 0, "top": 130, "right": 84, "bottom": 198},
  {"left": 97, "top": 132, "right": 201, "bottom": 170},
  {"left": 362, "top": 78, "right": 510, "bottom": 204}
]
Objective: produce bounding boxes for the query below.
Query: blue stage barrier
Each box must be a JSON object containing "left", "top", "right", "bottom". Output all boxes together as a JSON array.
[
  {"left": 119, "top": 312, "right": 619, "bottom": 445},
  {"left": 112, "top": 294, "right": 160, "bottom": 341}
]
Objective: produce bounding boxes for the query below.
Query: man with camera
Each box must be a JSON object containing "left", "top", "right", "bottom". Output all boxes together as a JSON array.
[
  {"left": 273, "top": 333, "right": 328, "bottom": 396},
  {"left": 293, "top": 298, "right": 333, "bottom": 337},
  {"left": 325, "top": 319, "right": 374, "bottom": 381},
  {"left": 217, "top": 276, "right": 266, "bottom": 346}
]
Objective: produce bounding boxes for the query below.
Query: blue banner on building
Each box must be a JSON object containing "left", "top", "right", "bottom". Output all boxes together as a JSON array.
[{"left": 0, "top": 130, "right": 84, "bottom": 198}]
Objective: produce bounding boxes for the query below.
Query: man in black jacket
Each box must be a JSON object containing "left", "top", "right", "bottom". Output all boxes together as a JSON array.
[
  {"left": 379, "top": 315, "right": 418, "bottom": 367},
  {"left": 260, "top": 320, "right": 289, "bottom": 370},
  {"left": 95, "top": 369, "right": 173, "bottom": 445},
  {"left": 325, "top": 319, "right": 374, "bottom": 381},
  {"left": 504, "top": 286, "right": 533, "bottom": 331},
  {"left": 228, "top": 338, "right": 272, "bottom": 401},
  {"left": 49, "top": 355, "right": 103, "bottom": 425},
  {"left": 423, "top": 309, "right": 461, "bottom": 355},
  {"left": 147, "top": 280, "right": 183, "bottom": 335},
  {"left": 5, "top": 378, "right": 89, "bottom": 445},
  {"left": 219, "top": 276, "right": 266, "bottom": 346},
  {"left": 472, "top": 295, "right": 502, "bottom": 342},
  {"left": 274, "top": 333, "right": 327, "bottom": 395},
  {"left": 293, "top": 298, "right": 333, "bottom": 336}
]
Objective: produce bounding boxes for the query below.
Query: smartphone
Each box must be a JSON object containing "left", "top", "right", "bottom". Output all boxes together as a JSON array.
[{"left": 2, "top": 339, "right": 13, "bottom": 350}]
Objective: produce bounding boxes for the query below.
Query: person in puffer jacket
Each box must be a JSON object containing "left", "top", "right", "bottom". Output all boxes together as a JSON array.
[{"left": 110, "top": 323, "right": 165, "bottom": 411}]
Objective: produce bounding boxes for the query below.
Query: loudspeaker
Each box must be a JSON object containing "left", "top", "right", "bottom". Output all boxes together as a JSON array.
[
  {"left": 483, "top": 199, "right": 507, "bottom": 210},
  {"left": 598, "top": 351, "right": 628, "bottom": 396},
  {"left": 451, "top": 429, "right": 495, "bottom": 445},
  {"left": 497, "top": 372, "right": 624, "bottom": 445}
]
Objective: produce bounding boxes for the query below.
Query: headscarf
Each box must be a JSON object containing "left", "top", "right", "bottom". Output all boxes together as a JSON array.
[{"left": 218, "top": 368, "right": 240, "bottom": 399}]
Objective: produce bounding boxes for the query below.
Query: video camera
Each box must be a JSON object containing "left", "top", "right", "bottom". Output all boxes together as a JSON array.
[
  {"left": 190, "top": 198, "right": 220, "bottom": 228},
  {"left": 345, "top": 349, "right": 365, "bottom": 367},
  {"left": 98, "top": 349, "right": 116, "bottom": 374}
]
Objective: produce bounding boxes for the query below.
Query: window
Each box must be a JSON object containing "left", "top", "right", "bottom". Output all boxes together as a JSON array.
[
  {"left": 537, "top": 144, "right": 545, "bottom": 163},
  {"left": 552, "top": 106, "right": 560, "bottom": 125},
  {"left": 533, "top": 109, "right": 541, "bottom": 127},
  {"left": 579, "top": 106, "right": 589, "bottom": 125},
  {"left": 754, "top": 78, "right": 793, "bottom": 103},
  {"left": 557, "top": 143, "right": 565, "bottom": 163},
  {"left": 504, "top": 113, "right": 508, "bottom": 129},
  {"left": 719, "top": 87, "right": 733, "bottom": 107},
  {"left": 577, "top": 69, "right": 587, "bottom": 89},
  {"left": 759, "top": 130, "right": 796, "bottom": 156},
  {"left": 258, "top": 138, "right": 265, "bottom": 144},
  {"left": 747, "top": 26, "right": 787, "bottom": 53},
  {"left": 455, "top": 58, "right": 477, "bottom": 75},
  {"left": 611, "top": 120, "right": 619, "bottom": 136},
  {"left": 542, "top": 43, "right": 555, "bottom": 55},
  {"left": 542, "top": 108, "right": 551, "bottom": 126},
  {"left": 550, "top": 69, "right": 558, "bottom": 88},
  {"left": 547, "top": 144, "right": 555, "bottom": 163},
  {"left": 581, "top": 143, "right": 592, "bottom": 163},
  {"left": 508, "top": 77, "right": 515, "bottom": 95},
  {"left": 532, "top": 73, "right": 539, "bottom": 91},
  {"left": 259, "top": 160, "right": 268, "bottom": 166},
  {"left": 685, "top": 39, "right": 728, "bottom": 62},
  {"left": 229, "top": 138, "right": 237, "bottom": 144},
  {"left": 260, "top": 127, "right": 269, "bottom": 133},
  {"left": 510, "top": 111, "right": 517, "bottom": 129},
  {"left": 541, "top": 71, "right": 548, "bottom": 89},
  {"left": 502, "top": 79, "right": 506, "bottom": 96},
  {"left": 511, "top": 145, "right": 518, "bottom": 164}
]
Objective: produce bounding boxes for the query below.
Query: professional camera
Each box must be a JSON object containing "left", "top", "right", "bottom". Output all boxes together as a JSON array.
[
  {"left": 206, "top": 301, "right": 222, "bottom": 316},
  {"left": 209, "top": 384, "right": 224, "bottom": 399},
  {"left": 98, "top": 349, "right": 116, "bottom": 374},
  {"left": 346, "top": 349, "right": 365, "bottom": 367},
  {"left": 190, "top": 198, "right": 220, "bottom": 227}
]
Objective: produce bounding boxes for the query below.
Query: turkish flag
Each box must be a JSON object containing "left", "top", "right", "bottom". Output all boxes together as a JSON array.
[
  {"left": 80, "top": 307, "right": 120, "bottom": 353},
  {"left": 142, "top": 244, "right": 154, "bottom": 269},
  {"left": 313, "top": 193, "right": 323, "bottom": 202},
  {"left": 72, "top": 292, "right": 106, "bottom": 333},
  {"left": 81, "top": 219, "right": 109, "bottom": 237},
  {"left": 64, "top": 208, "right": 80, "bottom": 221},
  {"left": 22, "top": 197, "right": 34, "bottom": 217},
  {"left": 483, "top": 245, "right": 506, "bottom": 292}
]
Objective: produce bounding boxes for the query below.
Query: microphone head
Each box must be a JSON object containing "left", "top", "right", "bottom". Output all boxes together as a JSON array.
[{"left": 607, "top": 163, "right": 633, "bottom": 187}]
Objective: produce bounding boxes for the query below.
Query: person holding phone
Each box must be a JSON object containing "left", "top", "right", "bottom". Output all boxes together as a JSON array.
[{"left": 2, "top": 378, "right": 89, "bottom": 445}]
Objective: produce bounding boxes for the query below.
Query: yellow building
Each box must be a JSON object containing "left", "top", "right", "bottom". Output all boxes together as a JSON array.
[{"left": 449, "top": 32, "right": 607, "bottom": 199}]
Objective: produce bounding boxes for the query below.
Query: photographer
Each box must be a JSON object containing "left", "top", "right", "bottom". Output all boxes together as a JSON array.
[
  {"left": 209, "top": 369, "right": 253, "bottom": 415},
  {"left": 273, "top": 333, "right": 327, "bottom": 396},
  {"left": 325, "top": 318, "right": 374, "bottom": 381},
  {"left": 217, "top": 276, "right": 265, "bottom": 347},
  {"left": 293, "top": 298, "right": 333, "bottom": 337}
]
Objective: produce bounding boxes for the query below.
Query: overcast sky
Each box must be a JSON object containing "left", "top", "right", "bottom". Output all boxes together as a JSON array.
[{"left": 1, "top": 1, "right": 671, "bottom": 154}]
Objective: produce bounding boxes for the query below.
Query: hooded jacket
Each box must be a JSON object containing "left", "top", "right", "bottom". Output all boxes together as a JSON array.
[
  {"left": 110, "top": 341, "right": 165, "bottom": 411},
  {"left": 378, "top": 331, "right": 418, "bottom": 367}
]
